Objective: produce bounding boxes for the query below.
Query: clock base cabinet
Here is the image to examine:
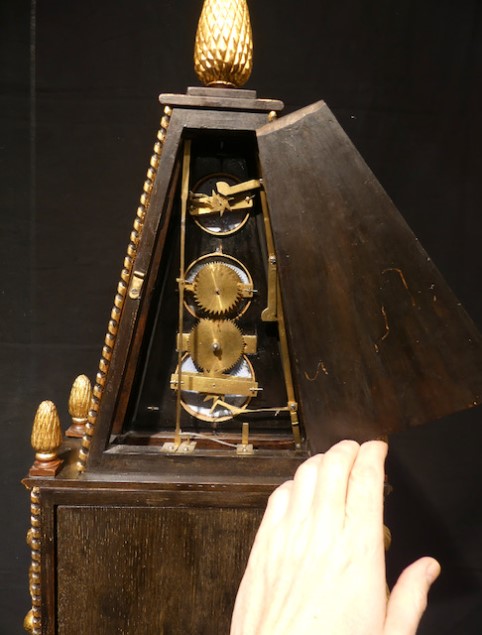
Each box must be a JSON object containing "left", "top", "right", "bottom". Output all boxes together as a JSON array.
[{"left": 28, "top": 477, "right": 270, "bottom": 635}]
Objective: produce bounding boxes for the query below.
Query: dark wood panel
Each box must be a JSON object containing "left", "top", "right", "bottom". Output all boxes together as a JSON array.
[
  {"left": 258, "top": 100, "right": 482, "bottom": 452},
  {"left": 56, "top": 505, "right": 263, "bottom": 635},
  {"left": 160, "top": 86, "right": 284, "bottom": 112}
]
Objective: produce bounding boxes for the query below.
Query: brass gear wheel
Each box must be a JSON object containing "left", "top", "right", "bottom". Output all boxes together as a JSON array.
[
  {"left": 188, "top": 319, "right": 244, "bottom": 373},
  {"left": 193, "top": 262, "right": 242, "bottom": 316}
]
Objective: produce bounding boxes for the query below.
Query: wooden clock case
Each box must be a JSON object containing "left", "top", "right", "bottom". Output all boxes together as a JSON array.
[
  {"left": 23, "top": 86, "right": 482, "bottom": 635},
  {"left": 23, "top": 88, "right": 305, "bottom": 635}
]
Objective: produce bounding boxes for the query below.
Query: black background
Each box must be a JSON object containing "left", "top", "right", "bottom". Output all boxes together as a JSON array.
[{"left": 1, "top": 1, "right": 481, "bottom": 633}]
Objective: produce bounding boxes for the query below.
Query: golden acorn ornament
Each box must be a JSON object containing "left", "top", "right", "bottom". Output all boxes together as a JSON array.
[
  {"left": 194, "top": 0, "right": 253, "bottom": 87},
  {"left": 66, "top": 374, "right": 92, "bottom": 438},
  {"left": 29, "top": 400, "right": 63, "bottom": 476}
]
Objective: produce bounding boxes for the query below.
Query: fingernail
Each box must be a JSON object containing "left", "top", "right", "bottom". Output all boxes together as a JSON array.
[{"left": 425, "top": 559, "right": 441, "bottom": 584}]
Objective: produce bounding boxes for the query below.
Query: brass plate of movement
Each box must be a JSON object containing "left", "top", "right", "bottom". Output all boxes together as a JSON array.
[
  {"left": 171, "top": 354, "right": 257, "bottom": 423},
  {"left": 194, "top": 262, "right": 242, "bottom": 315},
  {"left": 184, "top": 253, "right": 254, "bottom": 318},
  {"left": 189, "top": 173, "right": 251, "bottom": 235},
  {"left": 189, "top": 319, "right": 244, "bottom": 373}
]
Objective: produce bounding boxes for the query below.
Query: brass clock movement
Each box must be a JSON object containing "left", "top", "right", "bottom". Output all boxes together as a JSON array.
[
  {"left": 23, "top": 1, "right": 482, "bottom": 633},
  {"left": 117, "top": 135, "right": 301, "bottom": 457}
]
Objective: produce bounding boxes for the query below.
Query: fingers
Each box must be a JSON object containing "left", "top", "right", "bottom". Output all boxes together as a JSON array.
[
  {"left": 285, "top": 441, "right": 360, "bottom": 530},
  {"left": 261, "top": 480, "right": 293, "bottom": 532},
  {"left": 345, "top": 441, "right": 388, "bottom": 538},
  {"left": 384, "top": 557, "right": 441, "bottom": 635},
  {"left": 312, "top": 440, "right": 360, "bottom": 530},
  {"left": 258, "top": 440, "right": 388, "bottom": 550},
  {"left": 286, "top": 454, "right": 324, "bottom": 521}
]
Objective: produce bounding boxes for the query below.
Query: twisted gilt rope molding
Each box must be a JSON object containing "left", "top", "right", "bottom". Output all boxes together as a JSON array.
[
  {"left": 77, "top": 106, "right": 173, "bottom": 472},
  {"left": 24, "top": 487, "right": 41, "bottom": 634}
]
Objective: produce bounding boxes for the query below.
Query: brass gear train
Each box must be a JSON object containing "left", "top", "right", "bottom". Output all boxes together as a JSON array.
[
  {"left": 188, "top": 319, "right": 244, "bottom": 373},
  {"left": 193, "top": 262, "right": 242, "bottom": 316}
]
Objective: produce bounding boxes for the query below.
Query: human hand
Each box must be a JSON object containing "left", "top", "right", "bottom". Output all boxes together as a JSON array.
[{"left": 230, "top": 440, "right": 440, "bottom": 635}]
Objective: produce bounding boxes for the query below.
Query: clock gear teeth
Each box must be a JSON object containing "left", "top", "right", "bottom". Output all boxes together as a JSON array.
[
  {"left": 193, "top": 262, "right": 242, "bottom": 316},
  {"left": 188, "top": 318, "right": 244, "bottom": 373}
]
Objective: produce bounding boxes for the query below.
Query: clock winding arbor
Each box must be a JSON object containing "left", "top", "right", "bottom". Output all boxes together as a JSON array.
[{"left": 23, "top": 1, "right": 482, "bottom": 633}]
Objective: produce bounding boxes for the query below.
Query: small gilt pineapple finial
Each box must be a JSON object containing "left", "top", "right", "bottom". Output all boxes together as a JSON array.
[
  {"left": 194, "top": 0, "right": 253, "bottom": 88},
  {"left": 66, "top": 374, "right": 92, "bottom": 438},
  {"left": 29, "top": 400, "right": 63, "bottom": 476}
]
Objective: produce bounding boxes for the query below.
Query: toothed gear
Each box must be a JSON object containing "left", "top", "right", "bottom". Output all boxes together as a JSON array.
[
  {"left": 188, "top": 319, "right": 244, "bottom": 373},
  {"left": 193, "top": 262, "right": 242, "bottom": 315}
]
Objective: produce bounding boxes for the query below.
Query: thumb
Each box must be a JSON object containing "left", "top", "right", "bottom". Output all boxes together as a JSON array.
[{"left": 384, "top": 557, "right": 441, "bottom": 635}]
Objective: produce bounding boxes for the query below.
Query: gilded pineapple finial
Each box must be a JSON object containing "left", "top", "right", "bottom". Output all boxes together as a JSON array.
[
  {"left": 194, "top": 0, "right": 253, "bottom": 88},
  {"left": 29, "top": 400, "right": 63, "bottom": 476},
  {"left": 66, "top": 374, "right": 92, "bottom": 438}
]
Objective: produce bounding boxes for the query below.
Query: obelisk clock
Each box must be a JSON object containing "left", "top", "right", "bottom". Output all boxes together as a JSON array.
[{"left": 23, "top": 1, "right": 482, "bottom": 633}]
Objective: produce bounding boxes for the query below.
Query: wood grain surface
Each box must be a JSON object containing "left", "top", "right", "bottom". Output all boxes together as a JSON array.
[
  {"left": 56, "top": 504, "right": 262, "bottom": 635},
  {"left": 258, "top": 101, "right": 482, "bottom": 452}
]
